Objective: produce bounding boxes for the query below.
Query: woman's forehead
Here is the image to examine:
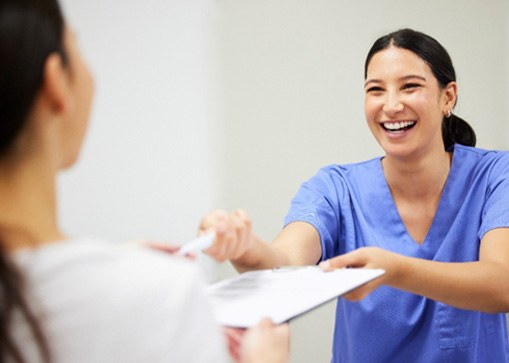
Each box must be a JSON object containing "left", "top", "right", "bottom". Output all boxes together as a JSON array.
[{"left": 366, "top": 46, "right": 432, "bottom": 80}]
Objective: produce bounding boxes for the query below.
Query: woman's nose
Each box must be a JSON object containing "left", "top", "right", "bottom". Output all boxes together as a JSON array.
[{"left": 383, "top": 93, "right": 404, "bottom": 115}]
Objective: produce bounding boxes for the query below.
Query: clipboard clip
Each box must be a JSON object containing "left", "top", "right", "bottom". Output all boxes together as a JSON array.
[{"left": 272, "top": 265, "right": 320, "bottom": 273}]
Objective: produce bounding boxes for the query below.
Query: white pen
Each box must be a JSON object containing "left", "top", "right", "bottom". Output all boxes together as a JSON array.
[{"left": 178, "top": 233, "right": 216, "bottom": 255}]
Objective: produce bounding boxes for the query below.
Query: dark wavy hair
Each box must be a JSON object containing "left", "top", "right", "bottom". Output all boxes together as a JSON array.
[
  {"left": 0, "top": 0, "right": 67, "bottom": 361},
  {"left": 364, "top": 28, "right": 476, "bottom": 150}
]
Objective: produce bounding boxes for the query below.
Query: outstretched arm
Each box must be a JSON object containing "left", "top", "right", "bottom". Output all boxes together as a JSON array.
[
  {"left": 199, "top": 209, "right": 322, "bottom": 272},
  {"left": 321, "top": 228, "right": 509, "bottom": 313}
]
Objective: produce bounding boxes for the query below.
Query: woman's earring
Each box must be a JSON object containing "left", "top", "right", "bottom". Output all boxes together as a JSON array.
[{"left": 446, "top": 109, "right": 452, "bottom": 118}]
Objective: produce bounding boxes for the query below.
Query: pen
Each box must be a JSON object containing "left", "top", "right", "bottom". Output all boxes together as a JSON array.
[{"left": 178, "top": 233, "right": 216, "bottom": 255}]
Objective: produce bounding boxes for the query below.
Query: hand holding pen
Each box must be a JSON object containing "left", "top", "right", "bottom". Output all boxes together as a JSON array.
[{"left": 198, "top": 209, "right": 255, "bottom": 262}]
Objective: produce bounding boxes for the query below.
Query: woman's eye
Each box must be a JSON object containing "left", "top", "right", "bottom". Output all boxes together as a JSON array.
[
  {"left": 366, "top": 86, "right": 383, "bottom": 93},
  {"left": 402, "top": 83, "right": 421, "bottom": 90}
]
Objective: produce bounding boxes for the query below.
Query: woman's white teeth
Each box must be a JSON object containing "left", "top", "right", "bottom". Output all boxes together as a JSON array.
[{"left": 383, "top": 121, "right": 415, "bottom": 131}]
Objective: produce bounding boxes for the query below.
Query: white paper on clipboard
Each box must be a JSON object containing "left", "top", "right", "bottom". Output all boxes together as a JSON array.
[{"left": 206, "top": 266, "right": 384, "bottom": 328}]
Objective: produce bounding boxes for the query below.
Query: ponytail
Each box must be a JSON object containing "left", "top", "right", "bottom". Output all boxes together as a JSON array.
[{"left": 442, "top": 114, "right": 476, "bottom": 150}]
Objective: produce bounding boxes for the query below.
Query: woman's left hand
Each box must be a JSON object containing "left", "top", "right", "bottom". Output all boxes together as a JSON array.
[
  {"left": 122, "top": 240, "right": 197, "bottom": 261},
  {"left": 319, "top": 247, "right": 402, "bottom": 301},
  {"left": 224, "top": 326, "right": 246, "bottom": 363}
]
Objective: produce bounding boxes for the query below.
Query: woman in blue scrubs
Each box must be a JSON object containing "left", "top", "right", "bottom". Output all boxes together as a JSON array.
[{"left": 200, "top": 28, "right": 509, "bottom": 362}]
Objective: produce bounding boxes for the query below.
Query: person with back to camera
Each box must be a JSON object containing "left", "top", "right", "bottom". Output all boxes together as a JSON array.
[
  {"left": 0, "top": 0, "right": 290, "bottom": 362},
  {"left": 199, "top": 28, "right": 509, "bottom": 362}
]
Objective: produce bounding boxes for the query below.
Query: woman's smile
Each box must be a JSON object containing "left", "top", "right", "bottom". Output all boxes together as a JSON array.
[{"left": 381, "top": 120, "right": 417, "bottom": 133}]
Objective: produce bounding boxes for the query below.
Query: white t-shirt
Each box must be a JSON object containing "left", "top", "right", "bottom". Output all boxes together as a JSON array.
[{"left": 11, "top": 239, "right": 227, "bottom": 363}]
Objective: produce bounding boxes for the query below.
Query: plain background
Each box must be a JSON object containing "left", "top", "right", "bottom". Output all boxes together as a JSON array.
[{"left": 60, "top": 1, "right": 508, "bottom": 362}]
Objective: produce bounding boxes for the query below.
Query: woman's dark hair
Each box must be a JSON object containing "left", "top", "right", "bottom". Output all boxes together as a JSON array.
[
  {"left": 364, "top": 28, "right": 476, "bottom": 150},
  {"left": 0, "top": 0, "right": 67, "bottom": 361}
]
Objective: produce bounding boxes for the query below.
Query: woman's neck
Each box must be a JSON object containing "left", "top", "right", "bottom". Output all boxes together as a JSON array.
[
  {"left": 0, "top": 156, "right": 64, "bottom": 251},
  {"left": 382, "top": 148, "right": 452, "bottom": 202}
]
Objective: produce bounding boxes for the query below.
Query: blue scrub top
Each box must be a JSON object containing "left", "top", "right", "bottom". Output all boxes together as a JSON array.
[{"left": 284, "top": 145, "right": 509, "bottom": 362}]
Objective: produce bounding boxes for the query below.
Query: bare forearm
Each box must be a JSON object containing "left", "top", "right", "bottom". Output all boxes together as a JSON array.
[
  {"left": 231, "top": 223, "right": 322, "bottom": 273},
  {"left": 394, "top": 256, "right": 509, "bottom": 313},
  {"left": 231, "top": 234, "right": 291, "bottom": 273},
  {"left": 199, "top": 210, "right": 321, "bottom": 273},
  {"left": 324, "top": 242, "right": 509, "bottom": 312}
]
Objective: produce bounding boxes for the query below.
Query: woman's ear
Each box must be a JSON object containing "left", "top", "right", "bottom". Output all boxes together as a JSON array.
[
  {"left": 442, "top": 81, "right": 457, "bottom": 112},
  {"left": 40, "top": 53, "right": 70, "bottom": 116}
]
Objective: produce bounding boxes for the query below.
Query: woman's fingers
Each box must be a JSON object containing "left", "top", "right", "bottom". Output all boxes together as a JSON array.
[
  {"left": 199, "top": 209, "right": 253, "bottom": 262},
  {"left": 224, "top": 327, "right": 247, "bottom": 363},
  {"left": 319, "top": 247, "right": 391, "bottom": 301},
  {"left": 319, "top": 249, "right": 367, "bottom": 271},
  {"left": 231, "top": 209, "right": 252, "bottom": 259},
  {"left": 240, "top": 319, "right": 290, "bottom": 363}
]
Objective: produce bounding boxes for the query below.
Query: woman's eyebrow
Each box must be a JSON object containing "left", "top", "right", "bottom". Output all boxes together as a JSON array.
[
  {"left": 400, "top": 75, "right": 427, "bottom": 82},
  {"left": 364, "top": 74, "right": 427, "bottom": 88},
  {"left": 364, "top": 79, "right": 381, "bottom": 87}
]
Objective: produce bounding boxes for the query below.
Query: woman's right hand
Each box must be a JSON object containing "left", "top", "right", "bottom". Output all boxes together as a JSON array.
[
  {"left": 240, "top": 318, "right": 290, "bottom": 363},
  {"left": 198, "top": 209, "right": 254, "bottom": 262},
  {"left": 225, "top": 319, "right": 290, "bottom": 363}
]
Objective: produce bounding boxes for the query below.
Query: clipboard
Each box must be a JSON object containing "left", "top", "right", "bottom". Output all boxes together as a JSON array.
[{"left": 205, "top": 266, "right": 384, "bottom": 327}]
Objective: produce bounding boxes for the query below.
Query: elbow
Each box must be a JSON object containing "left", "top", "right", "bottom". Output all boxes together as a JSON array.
[
  {"left": 480, "top": 291, "right": 509, "bottom": 314},
  {"left": 494, "top": 297, "right": 509, "bottom": 314},
  {"left": 492, "top": 275, "right": 509, "bottom": 313},
  {"left": 477, "top": 262, "right": 509, "bottom": 313}
]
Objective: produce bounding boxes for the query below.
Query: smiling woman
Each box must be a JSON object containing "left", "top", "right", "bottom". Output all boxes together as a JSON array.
[
  {"left": 199, "top": 28, "right": 509, "bottom": 363},
  {"left": 364, "top": 28, "right": 476, "bottom": 154}
]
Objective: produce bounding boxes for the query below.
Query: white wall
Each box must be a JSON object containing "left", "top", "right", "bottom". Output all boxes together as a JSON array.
[
  {"left": 216, "top": 1, "right": 509, "bottom": 362},
  {"left": 58, "top": 0, "right": 221, "bottom": 245}
]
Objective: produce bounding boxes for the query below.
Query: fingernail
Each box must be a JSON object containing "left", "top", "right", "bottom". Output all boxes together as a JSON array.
[
  {"left": 319, "top": 260, "right": 331, "bottom": 270},
  {"left": 216, "top": 222, "right": 225, "bottom": 234}
]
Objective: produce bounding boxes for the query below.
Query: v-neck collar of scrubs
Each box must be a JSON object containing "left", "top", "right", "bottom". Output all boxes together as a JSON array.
[{"left": 375, "top": 147, "right": 459, "bottom": 257}]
